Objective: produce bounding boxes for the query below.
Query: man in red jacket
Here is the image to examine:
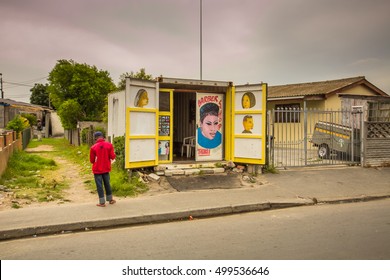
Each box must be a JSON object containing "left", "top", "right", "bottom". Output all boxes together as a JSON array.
[{"left": 90, "top": 131, "right": 116, "bottom": 207}]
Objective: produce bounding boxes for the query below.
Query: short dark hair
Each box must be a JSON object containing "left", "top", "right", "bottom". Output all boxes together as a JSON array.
[
  {"left": 199, "top": 103, "right": 219, "bottom": 123},
  {"left": 241, "top": 92, "right": 256, "bottom": 108},
  {"left": 243, "top": 115, "right": 253, "bottom": 122},
  {"left": 94, "top": 131, "right": 103, "bottom": 138}
]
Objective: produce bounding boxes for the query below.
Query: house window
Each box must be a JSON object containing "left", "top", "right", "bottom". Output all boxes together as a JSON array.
[{"left": 274, "top": 103, "right": 300, "bottom": 123}]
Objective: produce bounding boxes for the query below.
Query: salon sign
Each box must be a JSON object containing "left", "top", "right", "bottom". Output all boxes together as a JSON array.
[
  {"left": 196, "top": 93, "right": 224, "bottom": 161},
  {"left": 232, "top": 83, "right": 267, "bottom": 165}
]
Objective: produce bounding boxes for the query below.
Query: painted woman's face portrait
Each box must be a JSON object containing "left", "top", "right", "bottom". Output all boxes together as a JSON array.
[
  {"left": 138, "top": 92, "right": 149, "bottom": 107},
  {"left": 135, "top": 89, "right": 149, "bottom": 108},
  {"left": 200, "top": 114, "right": 219, "bottom": 140},
  {"left": 242, "top": 94, "right": 251, "bottom": 109}
]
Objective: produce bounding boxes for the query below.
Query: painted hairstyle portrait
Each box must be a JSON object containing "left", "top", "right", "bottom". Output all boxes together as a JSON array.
[
  {"left": 134, "top": 89, "right": 149, "bottom": 107},
  {"left": 241, "top": 91, "right": 256, "bottom": 109}
]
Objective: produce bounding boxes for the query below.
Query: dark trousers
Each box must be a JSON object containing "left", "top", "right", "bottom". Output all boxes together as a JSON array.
[{"left": 94, "top": 173, "right": 113, "bottom": 204}]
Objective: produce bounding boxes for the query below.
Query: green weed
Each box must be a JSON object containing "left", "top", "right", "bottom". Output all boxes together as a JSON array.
[
  {"left": 110, "top": 167, "right": 148, "bottom": 197},
  {"left": 262, "top": 164, "right": 279, "bottom": 174}
]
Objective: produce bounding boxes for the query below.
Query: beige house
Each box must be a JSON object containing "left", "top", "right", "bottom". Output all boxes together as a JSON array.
[
  {"left": 267, "top": 76, "right": 388, "bottom": 111},
  {"left": 266, "top": 76, "right": 390, "bottom": 166},
  {"left": 267, "top": 76, "right": 389, "bottom": 139}
]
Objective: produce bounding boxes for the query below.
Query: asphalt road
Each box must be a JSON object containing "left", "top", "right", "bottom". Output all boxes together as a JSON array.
[{"left": 0, "top": 199, "right": 389, "bottom": 260}]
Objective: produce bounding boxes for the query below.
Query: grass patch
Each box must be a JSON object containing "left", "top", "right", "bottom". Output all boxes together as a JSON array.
[
  {"left": 0, "top": 150, "right": 65, "bottom": 205},
  {"left": 110, "top": 167, "right": 148, "bottom": 197},
  {"left": 1, "top": 138, "right": 149, "bottom": 205},
  {"left": 2, "top": 151, "right": 56, "bottom": 179}
]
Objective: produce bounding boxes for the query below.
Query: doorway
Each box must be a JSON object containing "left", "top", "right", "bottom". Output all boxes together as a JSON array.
[{"left": 173, "top": 91, "right": 196, "bottom": 161}]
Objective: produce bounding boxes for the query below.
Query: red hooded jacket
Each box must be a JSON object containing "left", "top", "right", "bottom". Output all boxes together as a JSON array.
[{"left": 90, "top": 138, "right": 116, "bottom": 174}]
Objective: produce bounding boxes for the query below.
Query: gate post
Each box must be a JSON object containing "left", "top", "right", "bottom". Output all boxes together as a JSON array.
[
  {"left": 360, "top": 107, "right": 365, "bottom": 166},
  {"left": 267, "top": 110, "right": 273, "bottom": 166},
  {"left": 303, "top": 101, "right": 308, "bottom": 166},
  {"left": 351, "top": 110, "right": 355, "bottom": 161}
]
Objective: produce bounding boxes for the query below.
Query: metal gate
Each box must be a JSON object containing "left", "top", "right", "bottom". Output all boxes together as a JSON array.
[{"left": 267, "top": 107, "right": 363, "bottom": 167}]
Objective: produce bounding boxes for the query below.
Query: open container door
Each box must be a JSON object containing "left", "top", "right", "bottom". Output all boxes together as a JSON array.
[
  {"left": 195, "top": 92, "right": 224, "bottom": 161},
  {"left": 157, "top": 89, "right": 173, "bottom": 163},
  {"left": 232, "top": 83, "right": 267, "bottom": 165},
  {"left": 125, "top": 78, "right": 159, "bottom": 169}
]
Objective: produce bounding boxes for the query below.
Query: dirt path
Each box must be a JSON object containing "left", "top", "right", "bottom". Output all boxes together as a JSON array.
[
  {"left": 0, "top": 144, "right": 177, "bottom": 211},
  {"left": 0, "top": 145, "right": 96, "bottom": 211},
  {"left": 52, "top": 156, "right": 96, "bottom": 203}
]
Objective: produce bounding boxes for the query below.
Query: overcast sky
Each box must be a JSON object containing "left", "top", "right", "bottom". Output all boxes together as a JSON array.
[{"left": 1, "top": 0, "right": 389, "bottom": 103}]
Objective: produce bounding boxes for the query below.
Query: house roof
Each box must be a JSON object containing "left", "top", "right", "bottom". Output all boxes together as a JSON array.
[
  {"left": 268, "top": 76, "right": 388, "bottom": 100},
  {"left": 0, "top": 98, "right": 52, "bottom": 112}
]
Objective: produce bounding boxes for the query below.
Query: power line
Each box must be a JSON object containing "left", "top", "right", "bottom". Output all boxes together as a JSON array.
[
  {"left": 3, "top": 75, "right": 49, "bottom": 89},
  {"left": 4, "top": 81, "right": 34, "bottom": 87}
]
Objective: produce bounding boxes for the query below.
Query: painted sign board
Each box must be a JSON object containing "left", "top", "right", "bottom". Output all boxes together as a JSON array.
[
  {"left": 196, "top": 93, "right": 224, "bottom": 161},
  {"left": 232, "top": 84, "right": 267, "bottom": 164},
  {"left": 125, "top": 78, "right": 159, "bottom": 169}
]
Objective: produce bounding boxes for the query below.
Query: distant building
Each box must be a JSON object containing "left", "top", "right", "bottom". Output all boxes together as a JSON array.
[
  {"left": 0, "top": 98, "right": 64, "bottom": 137},
  {"left": 267, "top": 76, "right": 388, "bottom": 111}
]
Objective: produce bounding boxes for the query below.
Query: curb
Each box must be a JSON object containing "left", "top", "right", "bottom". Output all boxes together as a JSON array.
[
  {"left": 0, "top": 201, "right": 311, "bottom": 241},
  {"left": 1, "top": 196, "right": 389, "bottom": 241},
  {"left": 317, "top": 194, "right": 390, "bottom": 204}
]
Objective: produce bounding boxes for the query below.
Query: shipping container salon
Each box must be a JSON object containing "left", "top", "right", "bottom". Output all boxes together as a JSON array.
[{"left": 107, "top": 77, "right": 267, "bottom": 170}]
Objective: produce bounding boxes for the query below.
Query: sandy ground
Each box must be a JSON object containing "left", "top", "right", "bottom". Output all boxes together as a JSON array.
[
  {"left": 0, "top": 144, "right": 178, "bottom": 211},
  {"left": 0, "top": 144, "right": 261, "bottom": 211}
]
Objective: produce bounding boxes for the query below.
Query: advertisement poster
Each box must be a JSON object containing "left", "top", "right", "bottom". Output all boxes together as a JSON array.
[
  {"left": 158, "top": 140, "right": 170, "bottom": 161},
  {"left": 196, "top": 93, "right": 224, "bottom": 161}
]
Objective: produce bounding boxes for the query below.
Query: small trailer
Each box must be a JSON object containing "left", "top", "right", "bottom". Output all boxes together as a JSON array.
[{"left": 310, "top": 121, "right": 361, "bottom": 160}]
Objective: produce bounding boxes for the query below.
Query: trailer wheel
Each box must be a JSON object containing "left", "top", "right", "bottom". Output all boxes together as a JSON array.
[{"left": 318, "top": 144, "right": 330, "bottom": 159}]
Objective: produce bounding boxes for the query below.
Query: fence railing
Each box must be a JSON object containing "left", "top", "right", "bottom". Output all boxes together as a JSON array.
[{"left": 267, "top": 108, "right": 362, "bottom": 167}]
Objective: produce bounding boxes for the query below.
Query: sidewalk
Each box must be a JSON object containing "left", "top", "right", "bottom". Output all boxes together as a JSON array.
[{"left": 1, "top": 166, "right": 389, "bottom": 241}]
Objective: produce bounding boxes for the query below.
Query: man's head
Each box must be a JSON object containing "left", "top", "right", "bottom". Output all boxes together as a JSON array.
[
  {"left": 94, "top": 131, "right": 104, "bottom": 139},
  {"left": 243, "top": 115, "right": 253, "bottom": 131}
]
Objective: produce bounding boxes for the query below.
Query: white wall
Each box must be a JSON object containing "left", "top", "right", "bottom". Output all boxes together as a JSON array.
[
  {"left": 108, "top": 90, "right": 126, "bottom": 141},
  {"left": 50, "top": 112, "right": 64, "bottom": 136}
]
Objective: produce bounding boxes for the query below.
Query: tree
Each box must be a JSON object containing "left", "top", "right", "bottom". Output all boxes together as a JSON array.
[
  {"left": 30, "top": 83, "right": 50, "bottom": 106},
  {"left": 57, "top": 99, "right": 84, "bottom": 129},
  {"left": 117, "top": 68, "right": 153, "bottom": 90},
  {"left": 48, "top": 59, "right": 116, "bottom": 122}
]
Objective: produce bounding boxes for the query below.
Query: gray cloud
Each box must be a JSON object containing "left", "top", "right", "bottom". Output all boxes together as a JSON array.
[{"left": 1, "top": 0, "right": 389, "bottom": 102}]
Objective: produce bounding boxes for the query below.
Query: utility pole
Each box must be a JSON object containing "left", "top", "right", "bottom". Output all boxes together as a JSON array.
[
  {"left": 200, "top": 0, "right": 203, "bottom": 80},
  {"left": 0, "top": 73, "right": 4, "bottom": 99}
]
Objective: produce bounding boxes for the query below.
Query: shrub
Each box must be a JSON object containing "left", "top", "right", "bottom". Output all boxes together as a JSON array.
[
  {"left": 113, "top": 135, "right": 125, "bottom": 170},
  {"left": 21, "top": 113, "right": 38, "bottom": 126},
  {"left": 6, "top": 115, "right": 30, "bottom": 138}
]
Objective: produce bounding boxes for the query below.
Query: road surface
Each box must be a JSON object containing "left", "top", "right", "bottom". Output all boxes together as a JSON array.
[{"left": 0, "top": 199, "right": 389, "bottom": 260}]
